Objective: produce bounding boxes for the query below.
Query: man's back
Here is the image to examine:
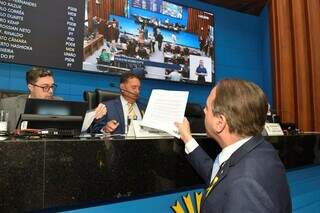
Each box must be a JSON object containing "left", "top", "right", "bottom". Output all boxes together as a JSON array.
[{"left": 189, "top": 136, "right": 292, "bottom": 213}]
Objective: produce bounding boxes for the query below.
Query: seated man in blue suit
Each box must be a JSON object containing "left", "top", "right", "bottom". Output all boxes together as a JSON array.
[
  {"left": 92, "top": 72, "right": 145, "bottom": 135},
  {"left": 176, "top": 79, "right": 291, "bottom": 213}
]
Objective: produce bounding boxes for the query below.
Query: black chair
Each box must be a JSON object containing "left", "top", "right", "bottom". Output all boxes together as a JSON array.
[
  {"left": 95, "top": 89, "right": 120, "bottom": 105},
  {"left": 83, "top": 89, "right": 120, "bottom": 110},
  {"left": 83, "top": 91, "right": 97, "bottom": 110},
  {"left": 185, "top": 103, "right": 205, "bottom": 133}
]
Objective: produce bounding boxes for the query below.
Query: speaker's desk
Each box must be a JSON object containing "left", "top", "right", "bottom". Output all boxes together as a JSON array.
[{"left": 0, "top": 134, "right": 319, "bottom": 212}]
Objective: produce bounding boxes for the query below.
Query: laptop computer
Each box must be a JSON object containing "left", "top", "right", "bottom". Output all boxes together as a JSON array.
[{"left": 16, "top": 99, "right": 88, "bottom": 137}]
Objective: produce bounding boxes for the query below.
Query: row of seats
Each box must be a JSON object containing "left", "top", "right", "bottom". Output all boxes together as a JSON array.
[
  {"left": 83, "top": 89, "right": 205, "bottom": 133},
  {"left": 83, "top": 89, "right": 120, "bottom": 110}
]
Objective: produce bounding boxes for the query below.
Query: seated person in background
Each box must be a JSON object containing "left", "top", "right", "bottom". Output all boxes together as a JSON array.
[
  {"left": 99, "top": 48, "right": 112, "bottom": 63},
  {"left": 137, "top": 44, "right": 148, "bottom": 59},
  {"left": 109, "top": 40, "right": 121, "bottom": 54},
  {"left": 164, "top": 43, "right": 172, "bottom": 53},
  {"left": 132, "top": 64, "right": 147, "bottom": 79},
  {"left": 0, "top": 67, "right": 61, "bottom": 133},
  {"left": 0, "top": 67, "right": 107, "bottom": 134},
  {"left": 168, "top": 69, "right": 182, "bottom": 82},
  {"left": 92, "top": 73, "right": 145, "bottom": 135},
  {"left": 196, "top": 59, "right": 208, "bottom": 83}
]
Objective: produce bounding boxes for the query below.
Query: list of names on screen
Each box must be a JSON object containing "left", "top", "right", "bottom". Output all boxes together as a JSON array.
[{"left": 0, "top": 0, "right": 84, "bottom": 70}]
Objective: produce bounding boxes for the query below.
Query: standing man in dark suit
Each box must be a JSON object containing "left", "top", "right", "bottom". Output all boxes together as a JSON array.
[
  {"left": 92, "top": 73, "right": 145, "bottom": 135},
  {"left": 176, "top": 79, "right": 291, "bottom": 212},
  {"left": 156, "top": 28, "right": 164, "bottom": 51}
]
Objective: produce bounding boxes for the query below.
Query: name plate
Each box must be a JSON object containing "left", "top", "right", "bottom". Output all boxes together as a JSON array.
[{"left": 264, "top": 123, "right": 284, "bottom": 136}]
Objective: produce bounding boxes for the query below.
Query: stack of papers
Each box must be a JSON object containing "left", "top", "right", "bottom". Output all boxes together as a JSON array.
[{"left": 141, "top": 89, "right": 189, "bottom": 138}]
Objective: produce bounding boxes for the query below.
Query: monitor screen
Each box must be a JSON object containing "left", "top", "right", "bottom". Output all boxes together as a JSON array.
[
  {"left": 0, "top": 0, "right": 215, "bottom": 85},
  {"left": 162, "top": 1, "right": 183, "bottom": 19},
  {"left": 18, "top": 99, "right": 88, "bottom": 130},
  {"left": 132, "top": 0, "right": 183, "bottom": 19}
]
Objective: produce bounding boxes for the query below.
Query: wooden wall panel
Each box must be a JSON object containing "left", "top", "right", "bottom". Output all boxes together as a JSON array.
[
  {"left": 306, "top": 0, "right": 320, "bottom": 131},
  {"left": 269, "top": 0, "right": 296, "bottom": 123},
  {"left": 87, "top": 0, "right": 125, "bottom": 35},
  {"left": 187, "top": 8, "right": 213, "bottom": 40},
  {"left": 291, "top": 0, "right": 313, "bottom": 130},
  {"left": 269, "top": 0, "right": 320, "bottom": 132}
]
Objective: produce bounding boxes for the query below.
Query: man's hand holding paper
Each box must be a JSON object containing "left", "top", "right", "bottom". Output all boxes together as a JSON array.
[{"left": 141, "top": 89, "right": 189, "bottom": 138}]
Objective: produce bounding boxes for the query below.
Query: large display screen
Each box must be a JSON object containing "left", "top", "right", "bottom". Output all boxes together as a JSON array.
[{"left": 0, "top": 0, "right": 215, "bottom": 85}]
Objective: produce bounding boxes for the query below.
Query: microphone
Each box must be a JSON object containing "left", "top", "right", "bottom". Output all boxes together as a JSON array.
[
  {"left": 109, "top": 82, "right": 139, "bottom": 99},
  {"left": 109, "top": 83, "right": 149, "bottom": 103}
]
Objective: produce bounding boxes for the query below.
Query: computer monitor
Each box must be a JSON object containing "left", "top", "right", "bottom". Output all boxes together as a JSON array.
[{"left": 17, "top": 99, "right": 88, "bottom": 131}]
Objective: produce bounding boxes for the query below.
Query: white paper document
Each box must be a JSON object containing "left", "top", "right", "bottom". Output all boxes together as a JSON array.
[
  {"left": 132, "top": 120, "right": 172, "bottom": 138},
  {"left": 141, "top": 89, "right": 189, "bottom": 138},
  {"left": 81, "top": 110, "right": 96, "bottom": 132}
]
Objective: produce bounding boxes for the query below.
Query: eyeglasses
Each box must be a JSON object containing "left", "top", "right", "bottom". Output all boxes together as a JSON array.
[{"left": 31, "top": 83, "right": 57, "bottom": 92}]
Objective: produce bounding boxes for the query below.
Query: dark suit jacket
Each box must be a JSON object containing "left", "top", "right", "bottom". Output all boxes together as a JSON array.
[
  {"left": 187, "top": 136, "right": 292, "bottom": 213},
  {"left": 92, "top": 97, "right": 145, "bottom": 134},
  {"left": 0, "top": 94, "right": 63, "bottom": 133}
]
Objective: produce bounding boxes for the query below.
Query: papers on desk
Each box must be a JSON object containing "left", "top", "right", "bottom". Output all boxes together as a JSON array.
[
  {"left": 141, "top": 89, "right": 189, "bottom": 138},
  {"left": 132, "top": 120, "right": 172, "bottom": 138},
  {"left": 81, "top": 110, "right": 96, "bottom": 133}
]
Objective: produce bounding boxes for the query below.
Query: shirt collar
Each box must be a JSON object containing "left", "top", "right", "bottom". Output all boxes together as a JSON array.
[
  {"left": 120, "top": 95, "right": 128, "bottom": 106},
  {"left": 218, "top": 136, "right": 252, "bottom": 166}
]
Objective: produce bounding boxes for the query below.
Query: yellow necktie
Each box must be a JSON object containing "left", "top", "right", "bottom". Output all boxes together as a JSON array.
[
  {"left": 205, "top": 161, "right": 225, "bottom": 197},
  {"left": 128, "top": 103, "right": 137, "bottom": 119}
]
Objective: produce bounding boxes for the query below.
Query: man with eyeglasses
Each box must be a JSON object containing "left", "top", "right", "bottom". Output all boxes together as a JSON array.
[{"left": 0, "top": 66, "right": 62, "bottom": 133}]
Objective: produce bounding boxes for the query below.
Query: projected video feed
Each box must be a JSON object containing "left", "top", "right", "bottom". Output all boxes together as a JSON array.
[
  {"left": 83, "top": 0, "right": 215, "bottom": 85},
  {"left": 0, "top": 0, "right": 214, "bottom": 85},
  {"left": 162, "top": 1, "right": 183, "bottom": 19}
]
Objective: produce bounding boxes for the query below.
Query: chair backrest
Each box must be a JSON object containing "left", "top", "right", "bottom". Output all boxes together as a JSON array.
[
  {"left": 83, "top": 91, "right": 97, "bottom": 110},
  {"left": 185, "top": 103, "right": 204, "bottom": 118},
  {"left": 185, "top": 103, "right": 205, "bottom": 133},
  {"left": 0, "top": 90, "right": 27, "bottom": 99},
  {"left": 95, "top": 89, "right": 120, "bottom": 104}
]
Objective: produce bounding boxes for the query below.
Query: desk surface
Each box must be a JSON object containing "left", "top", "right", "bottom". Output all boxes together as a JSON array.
[{"left": 0, "top": 134, "right": 319, "bottom": 212}]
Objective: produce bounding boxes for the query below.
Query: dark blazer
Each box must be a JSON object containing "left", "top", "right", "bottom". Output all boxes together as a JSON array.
[
  {"left": 92, "top": 97, "right": 145, "bottom": 134},
  {"left": 187, "top": 136, "right": 292, "bottom": 213}
]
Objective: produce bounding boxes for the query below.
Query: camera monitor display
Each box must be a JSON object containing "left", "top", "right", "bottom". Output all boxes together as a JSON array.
[{"left": 0, "top": 0, "right": 215, "bottom": 85}]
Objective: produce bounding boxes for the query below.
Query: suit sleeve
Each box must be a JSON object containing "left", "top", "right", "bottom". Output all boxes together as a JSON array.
[
  {"left": 91, "top": 102, "right": 109, "bottom": 133},
  {"left": 186, "top": 146, "right": 214, "bottom": 186},
  {"left": 223, "top": 177, "right": 276, "bottom": 213}
]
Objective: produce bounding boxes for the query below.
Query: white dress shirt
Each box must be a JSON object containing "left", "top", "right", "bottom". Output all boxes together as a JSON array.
[{"left": 185, "top": 136, "right": 252, "bottom": 182}]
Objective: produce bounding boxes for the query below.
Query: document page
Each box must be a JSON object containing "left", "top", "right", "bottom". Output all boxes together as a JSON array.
[
  {"left": 141, "top": 89, "right": 189, "bottom": 138},
  {"left": 81, "top": 110, "right": 96, "bottom": 133}
]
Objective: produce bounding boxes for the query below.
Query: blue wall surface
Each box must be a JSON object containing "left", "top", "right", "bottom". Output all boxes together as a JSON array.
[{"left": 0, "top": 0, "right": 272, "bottom": 106}]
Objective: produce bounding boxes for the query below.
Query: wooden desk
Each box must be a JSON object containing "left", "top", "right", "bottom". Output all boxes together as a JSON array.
[{"left": 83, "top": 34, "right": 104, "bottom": 60}]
